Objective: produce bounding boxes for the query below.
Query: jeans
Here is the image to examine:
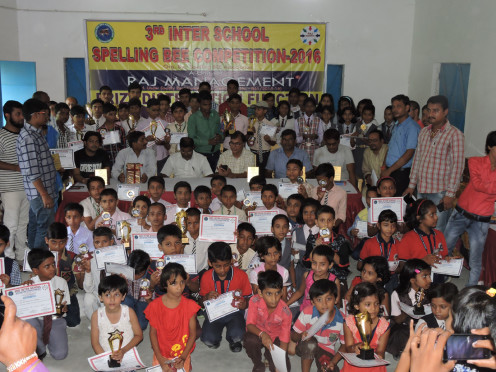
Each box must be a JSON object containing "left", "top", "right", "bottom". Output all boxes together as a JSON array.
[
  {"left": 0, "top": 190, "right": 30, "bottom": 260},
  {"left": 66, "top": 294, "right": 81, "bottom": 327},
  {"left": 201, "top": 310, "right": 245, "bottom": 346},
  {"left": 123, "top": 295, "right": 149, "bottom": 330},
  {"left": 444, "top": 208, "right": 490, "bottom": 286},
  {"left": 418, "top": 191, "right": 452, "bottom": 233},
  {"left": 28, "top": 195, "right": 58, "bottom": 250},
  {"left": 199, "top": 151, "right": 220, "bottom": 174}
]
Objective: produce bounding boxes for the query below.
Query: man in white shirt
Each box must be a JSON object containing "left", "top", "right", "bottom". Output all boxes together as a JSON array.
[{"left": 161, "top": 137, "right": 213, "bottom": 178}]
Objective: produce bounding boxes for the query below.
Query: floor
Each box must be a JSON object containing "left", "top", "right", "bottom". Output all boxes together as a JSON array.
[{"left": 3, "top": 261, "right": 470, "bottom": 372}]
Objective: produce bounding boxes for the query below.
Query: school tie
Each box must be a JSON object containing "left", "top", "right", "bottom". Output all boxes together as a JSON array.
[
  {"left": 192, "top": 240, "right": 197, "bottom": 255},
  {"left": 257, "top": 122, "right": 263, "bottom": 163},
  {"left": 324, "top": 191, "right": 329, "bottom": 206},
  {"left": 42, "top": 315, "right": 52, "bottom": 345},
  {"left": 303, "top": 231, "right": 317, "bottom": 267},
  {"left": 238, "top": 254, "right": 244, "bottom": 269},
  {"left": 281, "top": 118, "right": 286, "bottom": 128},
  {"left": 69, "top": 235, "right": 74, "bottom": 253},
  {"left": 346, "top": 126, "right": 350, "bottom": 134},
  {"left": 227, "top": 209, "right": 231, "bottom": 215}
]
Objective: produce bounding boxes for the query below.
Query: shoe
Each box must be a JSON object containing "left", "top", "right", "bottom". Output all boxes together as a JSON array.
[
  {"left": 229, "top": 341, "right": 242, "bottom": 352},
  {"left": 207, "top": 342, "right": 220, "bottom": 349},
  {"left": 38, "top": 352, "right": 47, "bottom": 361}
]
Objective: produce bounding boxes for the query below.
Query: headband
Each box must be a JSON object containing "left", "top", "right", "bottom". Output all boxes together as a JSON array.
[{"left": 417, "top": 199, "right": 427, "bottom": 215}]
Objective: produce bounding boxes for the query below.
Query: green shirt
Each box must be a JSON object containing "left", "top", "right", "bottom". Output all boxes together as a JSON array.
[{"left": 187, "top": 110, "right": 222, "bottom": 154}]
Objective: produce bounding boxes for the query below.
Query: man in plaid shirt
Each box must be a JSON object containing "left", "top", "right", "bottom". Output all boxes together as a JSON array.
[
  {"left": 404, "top": 95, "right": 465, "bottom": 232},
  {"left": 16, "top": 99, "right": 58, "bottom": 249}
]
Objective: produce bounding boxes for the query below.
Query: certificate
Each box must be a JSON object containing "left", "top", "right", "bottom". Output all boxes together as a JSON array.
[
  {"left": 6, "top": 281, "right": 56, "bottom": 320},
  {"left": 50, "top": 148, "right": 75, "bottom": 169},
  {"left": 248, "top": 210, "right": 279, "bottom": 235},
  {"left": 23, "top": 250, "right": 58, "bottom": 272},
  {"left": 370, "top": 197, "right": 405, "bottom": 223},
  {"left": 105, "top": 262, "right": 135, "bottom": 281},
  {"left": 0, "top": 258, "right": 5, "bottom": 289},
  {"left": 356, "top": 220, "right": 368, "bottom": 238},
  {"left": 339, "top": 352, "right": 389, "bottom": 367},
  {"left": 270, "top": 345, "right": 288, "bottom": 372},
  {"left": 95, "top": 169, "right": 109, "bottom": 185},
  {"left": 102, "top": 130, "right": 121, "bottom": 145},
  {"left": 117, "top": 184, "right": 140, "bottom": 201},
  {"left": 68, "top": 140, "right": 84, "bottom": 151},
  {"left": 170, "top": 132, "right": 188, "bottom": 144},
  {"left": 246, "top": 167, "right": 259, "bottom": 182},
  {"left": 259, "top": 125, "right": 277, "bottom": 137},
  {"left": 236, "top": 188, "right": 246, "bottom": 201},
  {"left": 334, "top": 166, "right": 342, "bottom": 181},
  {"left": 340, "top": 135, "right": 352, "bottom": 148},
  {"left": 278, "top": 183, "right": 299, "bottom": 199},
  {"left": 94, "top": 245, "right": 127, "bottom": 270},
  {"left": 131, "top": 232, "right": 161, "bottom": 259},
  {"left": 204, "top": 291, "right": 238, "bottom": 322},
  {"left": 88, "top": 347, "right": 146, "bottom": 372},
  {"left": 244, "top": 191, "right": 263, "bottom": 207},
  {"left": 199, "top": 215, "right": 237, "bottom": 243},
  {"left": 164, "top": 254, "right": 197, "bottom": 274},
  {"left": 302, "top": 310, "right": 329, "bottom": 341},
  {"left": 431, "top": 258, "right": 463, "bottom": 276}
]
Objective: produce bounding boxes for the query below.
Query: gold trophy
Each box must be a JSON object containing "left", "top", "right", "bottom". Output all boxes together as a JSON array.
[
  {"left": 247, "top": 116, "right": 256, "bottom": 146},
  {"left": 413, "top": 288, "right": 426, "bottom": 315},
  {"left": 107, "top": 329, "right": 124, "bottom": 368},
  {"left": 119, "top": 220, "right": 132, "bottom": 248},
  {"left": 140, "top": 279, "right": 150, "bottom": 298},
  {"left": 355, "top": 311, "right": 375, "bottom": 360},
  {"left": 85, "top": 103, "right": 96, "bottom": 126},
  {"left": 54, "top": 289, "right": 65, "bottom": 317},
  {"left": 128, "top": 114, "right": 137, "bottom": 131},
  {"left": 175, "top": 210, "right": 189, "bottom": 244},
  {"left": 150, "top": 120, "right": 158, "bottom": 139},
  {"left": 223, "top": 110, "right": 235, "bottom": 135}
]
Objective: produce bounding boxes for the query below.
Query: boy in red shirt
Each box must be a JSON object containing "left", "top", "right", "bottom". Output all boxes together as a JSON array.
[{"left": 244, "top": 270, "right": 292, "bottom": 372}]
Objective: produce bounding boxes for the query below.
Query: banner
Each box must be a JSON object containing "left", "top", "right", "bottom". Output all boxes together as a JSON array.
[{"left": 86, "top": 21, "right": 326, "bottom": 106}]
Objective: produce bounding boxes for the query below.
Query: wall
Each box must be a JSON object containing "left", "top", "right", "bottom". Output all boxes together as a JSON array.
[
  {"left": 409, "top": 0, "right": 496, "bottom": 156},
  {"left": 14, "top": 0, "right": 415, "bottom": 116},
  {"left": 0, "top": 0, "right": 20, "bottom": 61}
]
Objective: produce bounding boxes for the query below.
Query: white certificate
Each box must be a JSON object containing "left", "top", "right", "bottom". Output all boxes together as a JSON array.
[
  {"left": 278, "top": 183, "right": 299, "bottom": 199},
  {"left": 302, "top": 310, "right": 329, "bottom": 341},
  {"left": 370, "top": 197, "right": 405, "bottom": 223},
  {"left": 259, "top": 125, "right": 277, "bottom": 137},
  {"left": 117, "top": 184, "right": 140, "bottom": 201},
  {"left": 88, "top": 347, "right": 146, "bottom": 372},
  {"left": 94, "top": 245, "right": 127, "bottom": 270},
  {"left": 164, "top": 254, "right": 197, "bottom": 274},
  {"left": 23, "top": 250, "right": 58, "bottom": 272},
  {"left": 388, "top": 260, "right": 400, "bottom": 272},
  {"left": 103, "top": 130, "right": 121, "bottom": 145},
  {"left": 105, "top": 262, "right": 135, "bottom": 281},
  {"left": 0, "top": 258, "right": 4, "bottom": 289},
  {"left": 199, "top": 214, "right": 237, "bottom": 243},
  {"left": 339, "top": 352, "right": 389, "bottom": 367},
  {"left": 50, "top": 148, "right": 75, "bottom": 169},
  {"left": 236, "top": 189, "right": 246, "bottom": 201},
  {"left": 204, "top": 291, "right": 238, "bottom": 322},
  {"left": 270, "top": 345, "right": 288, "bottom": 372},
  {"left": 340, "top": 135, "right": 352, "bottom": 148},
  {"left": 6, "top": 281, "right": 56, "bottom": 320},
  {"left": 248, "top": 210, "right": 279, "bottom": 235},
  {"left": 431, "top": 258, "right": 463, "bottom": 276},
  {"left": 68, "top": 140, "right": 84, "bottom": 151},
  {"left": 131, "top": 232, "right": 161, "bottom": 259},
  {"left": 356, "top": 220, "right": 368, "bottom": 238},
  {"left": 244, "top": 191, "right": 263, "bottom": 207},
  {"left": 170, "top": 132, "right": 188, "bottom": 144}
]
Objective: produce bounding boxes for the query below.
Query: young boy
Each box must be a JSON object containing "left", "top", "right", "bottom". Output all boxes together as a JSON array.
[
  {"left": 167, "top": 101, "right": 188, "bottom": 154},
  {"left": 117, "top": 102, "right": 132, "bottom": 135},
  {"left": 80, "top": 176, "right": 105, "bottom": 231},
  {"left": 184, "top": 208, "right": 210, "bottom": 274},
  {"left": 286, "top": 159, "right": 312, "bottom": 196},
  {"left": 222, "top": 94, "right": 249, "bottom": 150},
  {"left": 148, "top": 203, "right": 166, "bottom": 232},
  {"left": 137, "top": 98, "right": 169, "bottom": 167},
  {"left": 200, "top": 242, "right": 252, "bottom": 351},
  {"left": 98, "top": 103, "right": 126, "bottom": 165},
  {"left": 292, "top": 279, "right": 344, "bottom": 372},
  {"left": 98, "top": 85, "right": 113, "bottom": 104},
  {"left": 271, "top": 214, "right": 292, "bottom": 271},
  {"left": 128, "top": 98, "right": 147, "bottom": 130},
  {"left": 69, "top": 105, "right": 91, "bottom": 142},
  {"left": 147, "top": 176, "right": 171, "bottom": 207},
  {"left": 249, "top": 101, "right": 277, "bottom": 172},
  {"left": 26, "top": 250, "right": 70, "bottom": 360},
  {"left": 209, "top": 175, "right": 226, "bottom": 212},
  {"left": 194, "top": 185, "right": 213, "bottom": 214},
  {"left": 64, "top": 203, "right": 94, "bottom": 254},
  {"left": 158, "top": 94, "right": 174, "bottom": 123},
  {"left": 178, "top": 88, "right": 191, "bottom": 109},
  {"left": 94, "top": 188, "right": 131, "bottom": 237},
  {"left": 256, "top": 184, "right": 287, "bottom": 215},
  {"left": 214, "top": 185, "right": 247, "bottom": 222},
  {"left": 89, "top": 98, "right": 104, "bottom": 128},
  {"left": 248, "top": 175, "right": 266, "bottom": 192},
  {"left": 286, "top": 193, "right": 304, "bottom": 231},
  {"left": 230, "top": 222, "right": 257, "bottom": 272},
  {"left": 165, "top": 181, "right": 192, "bottom": 224},
  {"left": 46, "top": 222, "right": 81, "bottom": 327},
  {"left": 0, "top": 225, "right": 21, "bottom": 287},
  {"left": 244, "top": 270, "right": 291, "bottom": 371},
  {"left": 184, "top": 92, "right": 200, "bottom": 122}
]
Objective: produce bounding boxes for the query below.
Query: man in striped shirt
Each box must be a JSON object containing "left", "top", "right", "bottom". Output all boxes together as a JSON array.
[{"left": 404, "top": 95, "right": 465, "bottom": 232}]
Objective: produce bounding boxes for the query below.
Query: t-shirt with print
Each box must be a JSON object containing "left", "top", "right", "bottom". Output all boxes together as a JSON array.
[{"left": 74, "top": 148, "right": 111, "bottom": 178}]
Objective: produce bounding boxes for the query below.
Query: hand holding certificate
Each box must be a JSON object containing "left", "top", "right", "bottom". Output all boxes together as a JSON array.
[
  {"left": 199, "top": 215, "right": 237, "bottom": 243},
  {"left": 170, "top": 132, "right": 188, "bottom": 144},
  {"left": 355, "top": 220, "right": 368, "bottom": 238},
  {"left": 117, "top": 184, "right": 140, "bottom": 201},
  {"left": 248, "top": 210, "right": 279, "bottom": 235},
  {"left": 102, "top": 131, "right": 121, "bottom": 146},
  {"left": 105, "top": 262, "right": 135, "bottom": 281},
  {"left": 204, "top": 291, "right": 238, "bottom": 322},
  {"left": 259, "top": 125, "right": 277, "bottom": 137},
  {"left": 164, "top": 255, "right": 197, "bottom": 274},
  {"left": 94, "top": 245, "right": 127, "bottom": 270},
  {"left": 6, "top": 282, "right": 56, "bottom": 320},
  {"left": 302, "top": 310, "right": 329, "bottom": 341},
  {"left": 431, "top": 258, "right": 463, "bottom": 276},
  {"left": 131, "top": 233, "right": 161, "bottom": 259},
  {"left": 370, "top": 197, "right": 405, "bottom": 222},
  {"left": 88, "top": 347, "right": 146, "bottom": 371},
  {"left": 50, "top": 148, "right": 75, "bottom": 169}
]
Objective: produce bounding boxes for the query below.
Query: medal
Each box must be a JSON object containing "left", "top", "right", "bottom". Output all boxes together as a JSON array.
[{"left": 102, "top": 212, "right": 111, "bottom": 221}]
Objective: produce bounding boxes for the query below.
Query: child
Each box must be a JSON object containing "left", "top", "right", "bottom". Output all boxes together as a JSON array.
[
  {"left": 354, "top": 104, "right": 379, "bottom": 179},
  {"left": 194, "top": 185, "right": 213, "bottom": 214},
  {"left": 320, "top": 105, "right": 335, "bottom": 133},
  {"left": 296, "top": 97, "right": 323, "bottom": 163},
  {"left": 138, "top": 98, "right": 169, "bottom": 167},
  {"left": 292, "top": 279, "right": 345, "bottom": 372},
  {"left": 256, "top": 184, "right": 287, "bottom": 215},
  {"left": 213, "top": 185, "right": 247, "bottom": 222},
  {"left": 222, "top": 94, "right": 249, "bottom": 150},
  {"left": 131, "top": 195, "right": 151, "bottom": 230},
  {"left": 271, "top": 214, "right": 292, "bottom": 271},
  {"left": 80, "top": 176, "right": 105, "bottom": 231},
  {"left": 248, "top": 101, "right": 277, "bottom": 172},
  {"left": 147, "top": 176, "right": 171, "bottom": 207},
  {"left": 165, "top": 181, "right": 192, "bottom": 224},
  {"left": 145, "top": 263, "right": 200, "bottom": 370},
  {"left": 380, "top": 105, "right": 395, "bottom": 144},
  {"left": 148, "top": 203, "right": 166, "bottom": 232},
  {"left": 275, "top": 100, "right": 295, "bottom": 144},
  {"left": 184, "top": 92, "right": 199, "bottom": 122},
  {"left": 209, "top": 175, "right": 226, "bottom": 212},
  {"left": 416, "top": 282, "right": 458, "bottom": 331},
  {"left": 387, "top": 259, "right": 432, "bottom": 358},
  {"left": 286, "top": 193, "right": 304, "bottom": 231},
  {"left": 64, "top": 203, "right": 94, "bottom": 254},
  {"left": 117, "top": 102, "right": 132, "bottom": 135},
  {"left": 91, "top": 274, "right": 143, "bottom": 365},
  {"left": 244, "top": 270, "right": 292, "bottom": 371},
  {"left": 124, "top": 249, "right": 152, "bottom": 330},
  {"left": 94, "top": 188, "right": 131, "bottom": 237},
  {"left": 184, "top": 208, "right": 210, "bottom": 274},
  {"left": 0, "top": 225, "right": 21, "bottom": 287},
  {"left": 249, "top": 236, "right": 290, "bottom": 299},
  {"left": 338, "top": 106, "right": 357, "bottom": 136},
  {"left": 231, "top": 222, "right": 257, "bottom": 272},
  {"left": 158, "top": 94, "right": 173, "bottom": 123},
  {"left": 248, "top": 175, "right": 266, "bottom": 192},
  {"left": 98, "top": 103, "right": 126, "bottom": 165},
  {"left": 166, "top": 101, "right": 188, "bottom": 154},
  {"left": 348, "top": 187, "right": 378, "bottom": 258},
  {"left": 200, "top": 242, "right": 252, "bottom": 351},
  {"left": 286, "top": 159, "right": 312, "bottom": 197},
  {"left": 26, "top": 250, "right": 70, "bottom": 360},
  {"left": 367, "top": 177, "right": 404, "bottom": 237},
  {"left": 343, "top": 282, "right": 390, "bottom": 372}
]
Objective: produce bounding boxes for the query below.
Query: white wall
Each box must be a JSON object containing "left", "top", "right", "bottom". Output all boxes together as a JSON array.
[
  {"left": 13, "top": 0, "right": 415, "bottom": 116},
  {"left": 0, "top": 0, "right": 20, "bottom": 60},
  {"left": 409, "top": 0, "right": 496, "bottom": 156}
]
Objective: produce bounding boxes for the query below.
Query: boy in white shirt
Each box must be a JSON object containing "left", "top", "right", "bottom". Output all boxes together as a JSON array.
[
  {"left": 94, "top": 188, "right": 131, "bottom": 238},
  {"left": 166, "top": 101, "right": 188, "bottom": 154},
  {"left": 80, "top": 176, "right": 105, "bottom": 231},
  {"left": 165, "top": 181, "right": 192, "bottom": 224},
  {"left": 64, "top": 203, "right": 94, "bottom": 254}
]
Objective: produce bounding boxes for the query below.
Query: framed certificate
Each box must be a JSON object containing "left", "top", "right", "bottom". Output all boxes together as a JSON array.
[
  {"left": 49, "top": 148, "right": 75, "bottom": 169},
  {"left": 164, "top": 254, "right": 197, "bottom": 274},
  {"left": 278, "top": 183, "right": 299, "bottom": 199},
  {"left": 131, "top": 232, "right": 161, "bottom": 259},
  {"left": 117, "top": 184, "right": 140, "bottom": 201},
  {"left": 6, "top": 281, "right": 56, "bottom": 320},
  {"left": 88, "top": 347, "right": 146, "bottom": 371},
  {"left": 105, "top": 262, "right": 135, "bottom": 281},
  {"left": 204, "top": 291, "right": 239, "bottom": 322},
  {"left": 94, "top": 245, "right": 127, "bottom": 270},
  {"left": 199, "top": 214, "right": 237, "bottom": 243},
  {"left": 248, "top": 210, "right": 279, "bottom": 235},
  {"left": 370, "top": 197, "right": 405, "bottom": 223}
]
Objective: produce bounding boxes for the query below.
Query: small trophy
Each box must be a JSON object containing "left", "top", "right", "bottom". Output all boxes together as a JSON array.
[
  {"left": 175, "top": 210, "right": 189, "bottom": 244},
  {"left": 318, "top": 179, "right": 327, "bottom": 193},
  {"left": 355, "top": 311, "right": 375, "bottom": 360},
  {"left": 85, "top": 103, "right": 96, "bottom": 126},
  {"left": 247, "top": 117, "right": 256, "bottom": 146},
  {"left": 297, "top": 176, "right": 305, "bottom": 184},
  {"left": 233, "top": 289, "right": 243, "bottom": 307},
  {"left": 156, "top": 258, "right": 165, "bottom": 271},
  {"left": 73, "top": 256, "right": 83, "bottom": 273},
  {"left": 119, "top": 220, "right": 132, "bottom": 248},
  {"left": 413, "top": 288, "right": 425, "bottom": 315},
  {"left": 101, "top": 211, "right": 112, "bottom": 226},
  {"left": 131, "top": 207, "right": 141, "bottom": 226},
  {"left": 360, "top": 123, "right": 367, "bottom": 132},
  {"left": 150, "top": 120, "right": 158, "bottom": 139},
  {"left": 319, "top": 228, "right": 331, "bottom": 244},
  {"left": 223, "top": 110, "right": 235, "bottom": 135},
  {"left": 54, "top": 289, "right": 65, "bottom": 317},
  {"left": 108, "top": 329, "right": 124, "bottom": 368},
  {"left": 128, "top": 114, "right": 136, "bottom": 131},
  {"left": 74, "top": 244, "right": 92, "bottom": 272},
  {"left": 303, "top": 126, "right": 312, "bottom": 147},
  {"left": 139, "top": 279, "right": 150, "bottom": 298}
]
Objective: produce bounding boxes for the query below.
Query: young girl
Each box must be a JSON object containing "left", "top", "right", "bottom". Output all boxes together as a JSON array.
[
  {"left": 338, "top": 106, "right": 357, "bottom": 136},
  {"left": 91, "top": 275, "right": 143, "bottom": 364},
  {"left": 319, "top": 105, "right": 335, "bottom": 133},
  {"left": 387, "top": 259, "right": 431, "bottom": 358},
  {"left": 343, "top": 282, "right": 390, "bottom": 372},
  {"left": 316, "top": 93, "right": 334, "bottom": 118},
  {"left": 296, "top": 97, "right": 323, "bottom": 163},
  {"left": 346, "top": 256, "right": 391, "bottom": 317},
  {"left": 337, "top": 96, "right": 356, "bottom": 124},
  {"left": 368, "top": 177, "right": 405, "bottom": 237},
  {"left": 275, "top": 100, "right": 295, "bottom": 143},
  {"left": 130, "top": 195, "right": 151, "bottom": 230},
  {"left": 144, "top": 263, "right": 200, "bottom": 371},
  {"left": 416, "top": 282, "right": 458, "bottom": 331}
]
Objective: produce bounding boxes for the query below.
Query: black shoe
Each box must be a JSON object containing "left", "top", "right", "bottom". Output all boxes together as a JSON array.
[
  {"left": 207, "top": 342, "right": 220, "bottom": 349},
  {"left": 229, "top": 341, "right": 242, "bottom": 352},
  {"left": 38, "top": 352, "right": 47, "bottom": 361}
]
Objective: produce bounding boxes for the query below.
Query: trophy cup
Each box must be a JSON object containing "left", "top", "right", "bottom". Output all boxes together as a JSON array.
[
  {"left": 175, "top": 210, "right": 189, "bottom": 244},
  {"left": 318, "top": 179, "right": 327, "bottom": 193},
  {"left": 319, "top": 228, "right": 331, "bottom": 244},
  {"left": 139, "top": 279, "right": 150, "bottom": 298},
  {"left": 223, "top": 110, "right": 235, "bottom": 136},
  {"left": 101, "top": 211, "right": 112, "bottom": 227},
  {"left": 297, "top": 176, "right": 305, "bottom": 184},
  {"left": 128, "top": 114, "right": 137, "bottom": 131},
  {"left": 119, "top": 220, "right": 132, "bottom": 248},
  {"left": 85, "top": 103, "right": 96, "bottom": 126},
  {"left": 107, "top": 329, "right": 124, "bottom": 368},
  {"left": 156, "top": 258, "right": 165, "bottom": 271},
  {"left": 150, "top": 120, "right": 158, "bottom": 139},
  {"left": 413, "top": 288, "right": 425, "bottom": 315},
  {"left": 74, "top": 244, "right": 92, "bottom": 273},
  {"left": 232, "top": 289, "right": 243, "bottom": 307},
  {"left": 54, "top": 289, "right": 65, "bottom": 317},
  {"left": 247, "top": 117, "right": 256, "bottom": 146},
  {"left": 355, "top": 311, "right": 375, "bottom": 360}
]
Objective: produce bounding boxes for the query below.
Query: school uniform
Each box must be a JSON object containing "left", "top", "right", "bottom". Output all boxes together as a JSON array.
[
  {"left": 398, "top": 228, "right": 448, "bottom": 261},
  {"left": 185, "top": 232, "right": 210, "bottom": 273},
  {"left": 230, "top": 245, "right": 256, "bottom": 272},
  {"left": 214, "top": 205, "right": 247, "bottom": 223},
  {"left": 66, "top": 225, "right": 94, "bottom": 255}
]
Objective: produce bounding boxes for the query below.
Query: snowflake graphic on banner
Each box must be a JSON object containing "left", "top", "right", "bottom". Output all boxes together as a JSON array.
[{"left": 300, "top": 26, "right": 321, "bottom": 45}]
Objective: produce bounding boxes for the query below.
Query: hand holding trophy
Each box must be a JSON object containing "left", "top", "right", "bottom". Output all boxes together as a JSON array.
[{"left": 355, "top": 311, "right": 375, "bottom": 360}]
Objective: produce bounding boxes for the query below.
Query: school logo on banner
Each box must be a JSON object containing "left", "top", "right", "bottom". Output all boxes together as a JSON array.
[
  {"left": 300, "top": 26, "right": 321, "bottom": 45},
  {"left": 95, "top": 23, "right": 114, "bottom": 43}
]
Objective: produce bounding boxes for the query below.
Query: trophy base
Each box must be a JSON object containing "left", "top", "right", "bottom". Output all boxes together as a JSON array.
[
  {"left": 108, "top": 357, "right": 121, "bottom": 368},
  {"left": 182, "top": 237, "right": 189, "bottom": 244},
  {"left": 413, "top": 306, "right": 425, "bottom": 315},
  {"left": 357, "top": 348, "right": 375, "bottom": 360},
  {"left": 123, "top": 242, "right": 130, "bottom": 249}
]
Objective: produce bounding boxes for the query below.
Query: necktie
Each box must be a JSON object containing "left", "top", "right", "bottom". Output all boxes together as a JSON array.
[
  {"left": 303, "top": 231, "right": 317, "bottom": 267},
  {"left": 324, "top": 191, "right": 329, "bottom": 206},
  {"left": 346, "top": 126, "right": 350, "bottom": 134},
  {"left": 281, "top": 118, "right": 286, "bottom": 128},
  {"left": 69, "top": 235, "right": 74, "bottom": 253},
  {"left": 192, "top": 240, "right": 197, "bottom": 255},
  {"left": 227, "top": 209, "right": 231, "bottom": 215},
  {"left": 257, "top": 122, "right": 263, "bottom": 163},
  {"left": 42, "top": 315, "right": 52, "bottom": 345},
  {"left": 238, "top": 254, "right": 244, "bottom": 269}
]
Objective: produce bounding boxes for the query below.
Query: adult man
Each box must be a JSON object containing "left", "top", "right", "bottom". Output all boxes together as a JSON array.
[
  {"left": 362, "top": 129, "right": 388, "bottom": 191},
  {"left": 0, "top": 101, "right": 29, "bottom": 260},
  {"left": 187, "top": 91, "right": 223, "bottom": 172},
  {"left": 249, "top": 101, "right": 277, "bottom": 173},
  {"left": 161, "top": 137, "right": 213, "bottom": 178},
  {"left": 65, "top": 96, "right": 78, "bottom": 109},
  {"left": 218, "top": 79, "right": 248, "bottom": 116},
  {"left": 265, "top": 129, "right": 312, "bottom": 179},
  {"left": 73, "top": 131, "right": 111, "bottom": 184},
  {"left": 217, "top": 131, "right": 256, "bottom": 179},
  {"left": 404, "top": 95, "right": 464, "bottom": 232},
  {"left": 382, "top": 94, "right": 420, "bottom": 195},
  {"left": 16, "top": 99, "right": 57, "bottom": 250},
  {"left": 313, "top": 128, "right": 357, "bottom": 189}
]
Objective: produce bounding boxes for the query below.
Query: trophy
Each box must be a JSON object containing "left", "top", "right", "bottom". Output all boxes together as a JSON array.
[
  {"left": 150, "top": 120, "right": 158, "bottom": 139},
  {"left": 318, "top": 179, "right": 327, "bottom": 193},
  {"left": 303, "top": 126, "right": 312, "bottom": 147},
  {"left": 355, "top": 312, "right": 375, "bottom": 360},
  {"left": 175, "top": 210, "right": 189, "bottom": 244},
  {"left": 319, "top": 228, "right": 331, "bottom": 244},
  {"left": 131, "top": 207, "right": 141, "bottom": 226},
  {"left": 223, "top": 110, "right": 235, "bottom": 135},
  {"left": 85, "top": 103, "right": 96, "bottom": 126},
  {"left": 232, "top": 289, "right": 243, "bottom": 307},
  {"left": 140, "top": 279, "right": 150, "bottom": 298},
  {"left": 76, "top": 129, "right": 84, "bottom": 141},
  {"left": 119, "top": 220, "right": 132, "bottom": 248},
  {"left": 54, "top": 289, "right": 65, "bottom": 317},
  {"left": 243, "top": 197, "right": 257, "bottom": 208},
  {"left": 107, "top": 329, "right": 124, "bottom": 368},
  {"left": 413, "top": 288, "right": 425, "bottom": 315},
  {"left": 297, "top": 176, "right": 305, "bottom": 184},
  {"left": 247, "top": 117, "right": 256, "bottom": 146},
  {"left": 128, "top": 114, "right": 137, "bottom": 131},
  {"left": 74, "top": 244, "right": 92, "bottom": 272},
  {"left": 101, "top": 211, "right": 112, "bottom": 227},
  {"left": 156, "top": 258, "right": 165, "bottom": 271}
]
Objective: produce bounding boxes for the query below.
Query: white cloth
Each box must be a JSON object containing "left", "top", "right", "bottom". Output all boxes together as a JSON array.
[
  {"left": 66, "top": 225, "right": 95, "bottom": 254},
  {"left": 80, "top": 196, "right": 101, "bottom": 219},
  {"left": 313, "top": 144, "right": 354, "bottom": 181},
  {"left": 97, "top": 305, "right": 134, "bottom": 353},
  {"left": 185, "top": 232, "right": 210, "bottom": 273},
  {"left": 111, "top": 147, "right": 157, "bottom": 179},
  {"left": 161, "top": 151, "right": 213, "bottom": 178},
  {"left": 0, "top": 191, "right": 29, "bottom": 260}
]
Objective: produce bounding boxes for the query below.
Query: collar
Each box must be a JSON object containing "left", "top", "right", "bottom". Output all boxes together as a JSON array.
[
  {"left": 377, "top": 233, "right": 395, "bottom": 245},
  {"left": 279, "top": 115, "right": 288, "bottom": 120},
  {"left": 304, "top": 114, "right": 314, "bottom": 121},
  {"left": 427, "top": 121, "right": 449, "bottom": 132},
  {"left": 213, "top": 266, "right": 233, "bottom": 282},
  {"left": 305, "top": 224, "right": 320, "bottom": 235},
  {"left": 414, "top": 227, "right": 435, "bottom": 237},
  {"left": 24, "top": 122, "right": 40, "bottom": 133},
  {"left": 311, "top": 306, "right": 343, "bottom": 328}
]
